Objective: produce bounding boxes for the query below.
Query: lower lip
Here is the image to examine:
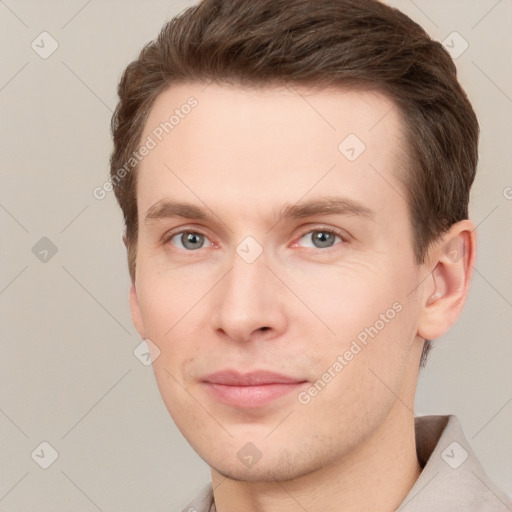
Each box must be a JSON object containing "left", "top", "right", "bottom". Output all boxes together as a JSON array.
[{"left": 203, "top": 382, "right": 306, "bottom": 408}]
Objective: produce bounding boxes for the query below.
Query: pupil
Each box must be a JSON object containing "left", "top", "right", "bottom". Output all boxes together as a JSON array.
[
  {"left": 314, "top": 231, "right": 333, "bottom": 248},
  {"left": 183, "top": 232, "right": 203, "bottom": 249}
]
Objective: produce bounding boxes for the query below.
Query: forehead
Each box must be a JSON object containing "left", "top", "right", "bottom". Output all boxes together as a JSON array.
[
  {"left": 136, "top": 82, "right": 409, "bottom": 225},
  {"left": 143, "top": 81, "right": 405, "bottom": 149}
]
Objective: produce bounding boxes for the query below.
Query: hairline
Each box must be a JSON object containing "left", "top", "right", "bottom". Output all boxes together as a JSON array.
[{"left": 127, "top": 79, "right": 421, "bottom": 272}]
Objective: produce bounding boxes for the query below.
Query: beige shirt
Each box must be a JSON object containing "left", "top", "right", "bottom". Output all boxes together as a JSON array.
[{"left": 180, "top": 415, "right": 512, "bottom": 511}]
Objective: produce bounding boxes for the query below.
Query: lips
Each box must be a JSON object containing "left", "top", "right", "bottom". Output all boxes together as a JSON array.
[{"left": 202, "top": 370, "right": 308, "bottom": 408}]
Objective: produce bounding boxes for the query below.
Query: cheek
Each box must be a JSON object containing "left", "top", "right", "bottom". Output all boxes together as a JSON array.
[
  {"left": 284, "top": 258, "right": 395, "bottom": 335},
  {"left": 297, "top": 300, "right": 418, "bottom": 436},
  {"left": 293, "top": 258, "right": 419, "bottom": 380},
  {"left": 136, "top": 268, "right": 212, "bottom": 381},
  {"left": 136, "top": 267, "right": 200, "bottom": 336}
]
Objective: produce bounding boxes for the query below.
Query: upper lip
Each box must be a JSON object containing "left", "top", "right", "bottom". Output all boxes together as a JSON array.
[{"left": 203, "top": 370, "right": 307, "bottom": 386}]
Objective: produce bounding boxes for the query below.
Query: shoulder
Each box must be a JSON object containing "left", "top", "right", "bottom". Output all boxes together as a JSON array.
[
  {"left": 400, "top": 415, "right": 512, "bottom": 511},
  {"left": 177, "top": 483, "right": 214, "bottom": 512}
]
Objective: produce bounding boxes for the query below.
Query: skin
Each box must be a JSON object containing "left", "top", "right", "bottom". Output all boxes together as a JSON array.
[{"left": 128, "top": 82, "right": 476, "bottom": 512}]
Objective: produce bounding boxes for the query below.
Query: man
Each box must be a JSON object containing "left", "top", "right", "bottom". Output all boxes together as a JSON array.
[{"left": 109, "top": 0, "right": 511, "bottom": 510}]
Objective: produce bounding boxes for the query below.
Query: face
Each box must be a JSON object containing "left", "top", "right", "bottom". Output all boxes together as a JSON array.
[{"left": 130, "top": 82, "right": 428, "bottom": 481}]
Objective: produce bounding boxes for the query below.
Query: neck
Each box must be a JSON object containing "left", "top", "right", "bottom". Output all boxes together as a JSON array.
[{"left": 211, "top": 404, "right": 421, "bottom": 512}]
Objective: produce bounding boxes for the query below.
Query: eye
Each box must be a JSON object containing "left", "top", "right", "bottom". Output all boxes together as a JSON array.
[
  {"left": 296, "top": 228, "right": 344, "bottom": 249},
  {"left": 168, "top": 231, "right": 212, "bottom": 251}
]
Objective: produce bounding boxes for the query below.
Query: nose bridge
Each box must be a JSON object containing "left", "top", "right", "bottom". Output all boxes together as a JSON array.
[
  {"left": 223, "top": 246, "right": 271, "bottom": 310},
  {"left": 211, "top": 241, "right": 285, "bottom": 341}
]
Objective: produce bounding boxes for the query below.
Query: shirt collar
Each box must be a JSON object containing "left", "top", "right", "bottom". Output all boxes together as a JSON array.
[{"left": 183, "top": 415, "right": 511, "bottom": 512}]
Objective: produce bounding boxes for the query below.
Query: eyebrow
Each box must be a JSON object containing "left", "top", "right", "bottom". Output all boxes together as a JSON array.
[
  {"left": 144, "top": 196, "right": 376, "bottom": 225},
  {"left": 279, "top": 196, "right": 375, "bottom": 221}
]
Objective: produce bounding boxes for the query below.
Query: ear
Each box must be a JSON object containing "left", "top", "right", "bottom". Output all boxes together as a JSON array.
[
  {"left": 124, "top": 231, "right": 144, "bottom": 337},
  {"left": 417, "top": 219, "right": 477, "bottom": 341},
  {"left": 129, "top": 281, "right": 145, "bottom": 339}
]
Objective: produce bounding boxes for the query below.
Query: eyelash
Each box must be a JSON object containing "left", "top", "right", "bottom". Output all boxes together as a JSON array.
[
  {"left": 162, "top": 226, "right": 349, "bottom": 251},
  {"left": 294, "top": 227, "right": 348, "bottom": 250}
]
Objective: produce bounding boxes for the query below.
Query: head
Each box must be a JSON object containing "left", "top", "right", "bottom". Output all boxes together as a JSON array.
[{"left": 110, "top": 0, "right": 478, "bottom": 482}]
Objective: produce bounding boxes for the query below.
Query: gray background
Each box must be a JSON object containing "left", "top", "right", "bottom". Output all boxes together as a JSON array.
[{"left": 0, "top": 0, "right": 511, "bottom": 510}]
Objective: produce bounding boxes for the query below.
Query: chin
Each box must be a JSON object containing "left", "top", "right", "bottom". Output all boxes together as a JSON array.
[
  {"left": 210, "top": 463, "right": 304, "bottom": 483},
  {"left": 205, "top": 446, "right": 329, "bottom": 483}
]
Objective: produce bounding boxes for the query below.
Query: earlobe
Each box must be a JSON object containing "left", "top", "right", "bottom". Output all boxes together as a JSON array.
[
  {"left": 417, "top": 220, "right": 476, "bottom": 341},
  {"left": 129, "top": 283, "right": 145, "bottom": 338}
]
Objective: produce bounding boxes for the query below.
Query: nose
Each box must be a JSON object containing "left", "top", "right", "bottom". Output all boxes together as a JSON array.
[{"left": 210, "top": 248, "right": 288, "bottom": 344}]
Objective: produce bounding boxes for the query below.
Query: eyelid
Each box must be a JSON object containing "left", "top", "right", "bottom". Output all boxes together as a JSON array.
[
  {"left": 161, "top": 226, "right": 215, "bottom": 247},
  {"left": 293, "top": 225, "right": 351, "bottom": 246},
  {"left": 161, "top": 224, "right": 352, "bottom": 250}
]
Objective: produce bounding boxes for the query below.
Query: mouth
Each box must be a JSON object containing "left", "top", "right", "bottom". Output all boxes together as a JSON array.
[{"left": 202, "top": 370, "right": 308, "bottom": 408}]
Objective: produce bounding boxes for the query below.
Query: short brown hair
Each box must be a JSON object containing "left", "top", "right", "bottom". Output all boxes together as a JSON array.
[{"left": 110, "top": 0, "right": 479, "bottom": 365}]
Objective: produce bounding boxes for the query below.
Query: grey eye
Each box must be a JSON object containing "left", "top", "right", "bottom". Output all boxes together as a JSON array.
[
  {"left": 298, "top": 230, "right": 341, "bottom": 249},
  {"left": 171, "top": 232, "right": 209, "bottom": 250}
]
